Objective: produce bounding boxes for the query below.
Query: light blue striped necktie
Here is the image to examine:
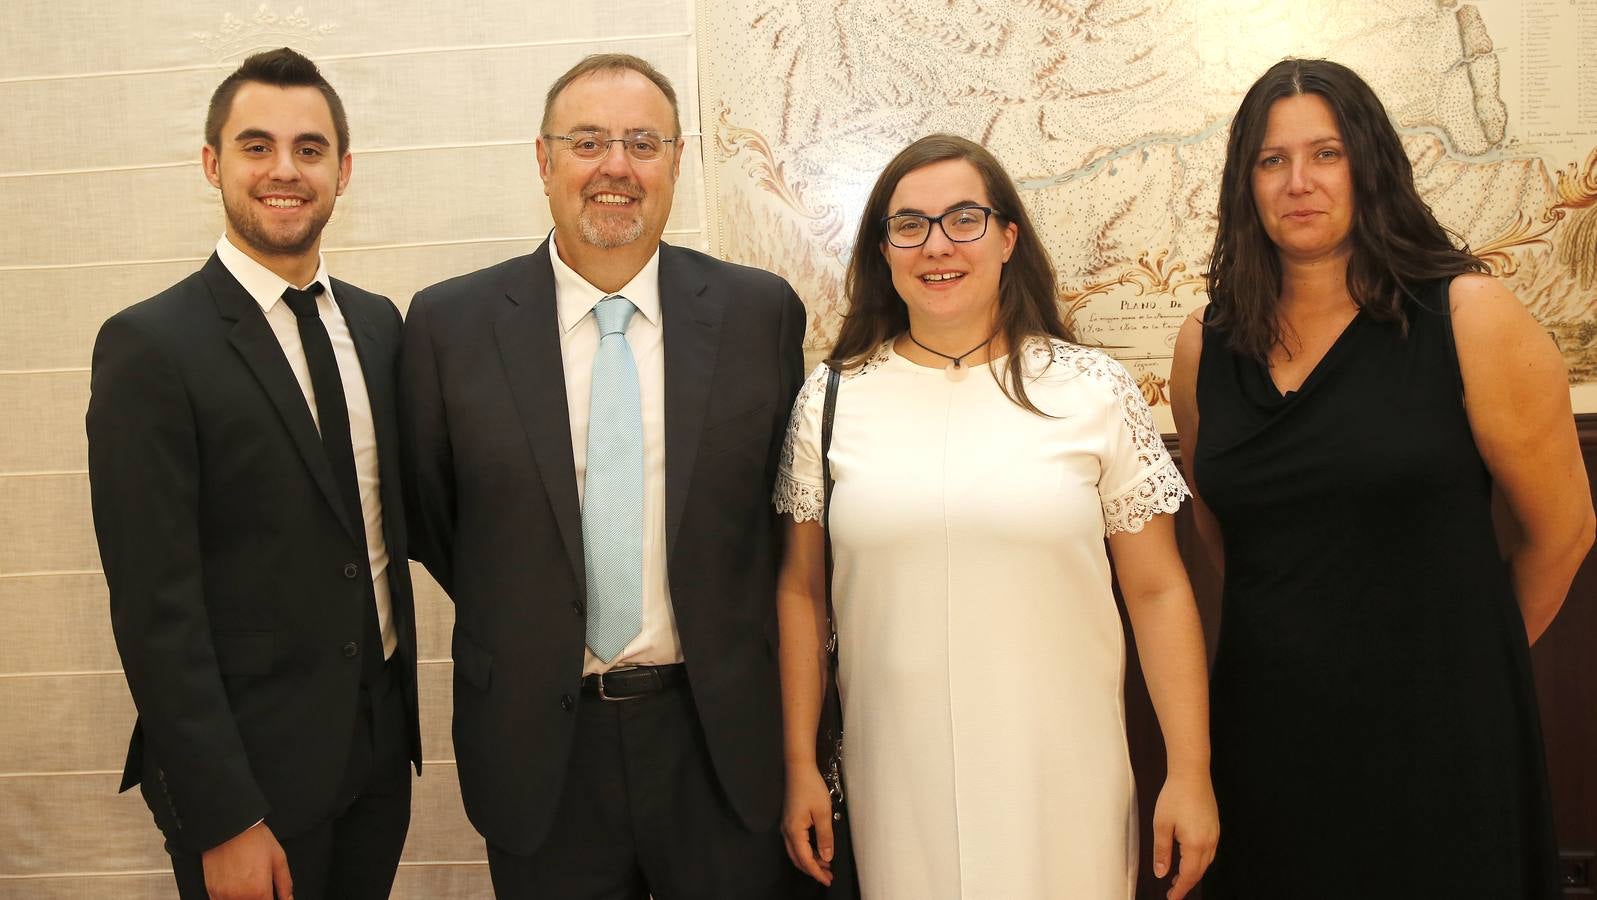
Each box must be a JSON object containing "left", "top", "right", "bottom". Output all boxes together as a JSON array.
[{"left": 583, "top": 295, "right": 644, "bottom": 662}]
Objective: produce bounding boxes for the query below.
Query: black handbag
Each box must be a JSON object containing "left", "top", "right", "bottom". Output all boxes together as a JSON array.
[{"left": 815, "top": 365, "right": 861, "bottom": 897}]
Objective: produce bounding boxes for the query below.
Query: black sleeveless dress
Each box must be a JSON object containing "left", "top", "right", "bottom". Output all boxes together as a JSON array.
[{"left": 1194, "top": 279, "right": 1560, "bottom": 899}]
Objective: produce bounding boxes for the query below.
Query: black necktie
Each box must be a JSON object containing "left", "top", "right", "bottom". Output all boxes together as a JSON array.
[{"left": 281, "top": 283, "right": 385, "bottom": 683}]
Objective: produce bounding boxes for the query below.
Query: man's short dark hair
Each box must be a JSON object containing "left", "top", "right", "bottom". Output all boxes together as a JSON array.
[
  {"left": 541, "top": 53, "right": 681, "bottom": 137},
  {"left": 206, "top": 47, "right": 349, "bottom": 156}
]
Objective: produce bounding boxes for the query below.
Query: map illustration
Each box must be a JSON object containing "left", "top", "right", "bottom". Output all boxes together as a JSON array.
[{"left": 699, "top": 0, "right": 1597, "bottom": 422}]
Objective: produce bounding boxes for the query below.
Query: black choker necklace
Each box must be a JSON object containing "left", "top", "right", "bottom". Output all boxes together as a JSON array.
[{"left": 906, "top": 331, "right": 996, "bottom": 382}]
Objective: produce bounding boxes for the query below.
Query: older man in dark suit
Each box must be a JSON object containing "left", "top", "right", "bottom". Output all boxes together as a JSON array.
[
  {"left": 400, "top": 53, "right": 807, "bottom": 898},
  {"left": 87, "top": 48, "right": 419, "bottom": 900}
]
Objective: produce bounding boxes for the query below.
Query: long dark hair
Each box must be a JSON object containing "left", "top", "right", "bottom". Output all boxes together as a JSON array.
[
  {"left": 1204, "top": 58, "right": 1485, "bottom": 359},
  {"left": 830, "top": 134, "right": 1075, "bottom": 415}
]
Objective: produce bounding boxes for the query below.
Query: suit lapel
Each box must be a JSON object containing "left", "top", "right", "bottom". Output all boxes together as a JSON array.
[
  {"left": 495, "top": 246, "right": 586, "bottom": 588},
  {"left": 205, "top": 255, "right": 351, "bottom": 537},
  {"left": 660, "top": 244, "right": 723, "bottom": 560}
]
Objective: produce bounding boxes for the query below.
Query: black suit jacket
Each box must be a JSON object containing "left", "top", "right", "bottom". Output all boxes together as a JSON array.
[
  {"left": 400, "top": 241, "right": 805, "bottom": 854},
  {"left": 86, "top": 254, "right": 422, "bottom": 854}
]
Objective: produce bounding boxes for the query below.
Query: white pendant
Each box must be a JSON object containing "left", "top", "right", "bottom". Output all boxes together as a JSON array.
[{"left": 944, "top": 361, "right": 968, "bottom": 382}]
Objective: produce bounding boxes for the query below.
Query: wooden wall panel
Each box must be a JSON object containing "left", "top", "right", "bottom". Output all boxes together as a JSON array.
[{"left": 1533, "top": 417, "right": 1597, "bottom": 885}]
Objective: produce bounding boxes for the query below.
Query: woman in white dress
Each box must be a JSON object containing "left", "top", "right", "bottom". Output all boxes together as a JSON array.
[{"left": 773, "top": 134, "right": 1218, "bottom": 900}]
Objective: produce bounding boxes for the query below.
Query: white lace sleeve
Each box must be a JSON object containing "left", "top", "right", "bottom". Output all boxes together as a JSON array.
[
  {"left": 1082, "top": 349, "right": 1191, "bottom": 535},
  {"left": 773, "top": 363, "right": 831, "bottom": 523}
]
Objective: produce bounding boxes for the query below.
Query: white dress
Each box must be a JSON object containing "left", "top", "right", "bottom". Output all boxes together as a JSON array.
[{"left": 774, "top": 338, "right": 1188, "bottom": 900}]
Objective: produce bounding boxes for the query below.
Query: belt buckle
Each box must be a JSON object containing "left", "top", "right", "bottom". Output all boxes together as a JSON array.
[{"left": 595, "top": 668, "right": 644, "bottom": 702}]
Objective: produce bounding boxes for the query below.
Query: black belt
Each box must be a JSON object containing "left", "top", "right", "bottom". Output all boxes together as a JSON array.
[{"left": 580, "top": 663, "right": 686, "bottom": 701}]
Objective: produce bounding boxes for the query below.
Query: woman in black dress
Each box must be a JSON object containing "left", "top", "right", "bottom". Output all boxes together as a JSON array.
[{"left": 1170, "top": 58, "right": 1593, "bottom": 899}]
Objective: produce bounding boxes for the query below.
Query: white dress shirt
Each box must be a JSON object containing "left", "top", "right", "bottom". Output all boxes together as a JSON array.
[
  {"left": 215, "top": 236, "right": 397, "bottom": 660},
  {"left": 549, "top": 234, "right": 683, "bottom": 676}
]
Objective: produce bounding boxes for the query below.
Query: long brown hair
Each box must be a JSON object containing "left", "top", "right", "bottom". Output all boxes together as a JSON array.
[
  {"left": 1204, "top": 58, "right": 1485, "bottom": 359},
  {"left": 829, "top": 134, "right": 1075, "bottom": 415}
]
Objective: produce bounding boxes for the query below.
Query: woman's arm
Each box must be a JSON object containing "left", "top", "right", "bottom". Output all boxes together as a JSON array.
[
  {"left": 776, "top": 516, "right": 836, "bottom": 885},
  {"left": 1109, "top": 515, "right": 1218, "bottom": 900},
  {"left": 1170, "top": 309, "right": 1225, "bottom": 574},
  {"left": 1451, "top": 274, "right": 1596, "bottom": 643}
]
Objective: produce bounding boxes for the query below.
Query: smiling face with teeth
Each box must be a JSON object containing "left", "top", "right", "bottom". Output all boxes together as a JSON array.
[
  {"left": 881, "top": 158, "right": 1017, "bottom": 335},
  {"left": 537, "top": 69, "right": 681, "bottom": 282},
  {"left": 203, "top": 82, "right": 349, "bottom": 279}
]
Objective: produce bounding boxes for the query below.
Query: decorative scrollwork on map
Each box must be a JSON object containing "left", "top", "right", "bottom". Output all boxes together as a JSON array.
[
  {"left": 1473, "top": 212, "right": 1561, "bottom": 277},
  {"left": 715, "top": 107, "right": 849, "bottom": 259},
  {"left": 1551, "top": 149, "right": 1597, "bottom": 289},
  {"left": 1551, "top": 148, "right": 1597, "bottom": 211},
  {"left": 1058, "top": 249, "right": 1207, "bottom": 331},
  {"left": 1137, "top": 374, "right": 1170, "bottom": 407},
  {"left": 1475, "top": 150, "right": 1597, "bottom": 279},
  {"left": 1060, "top": 250, "right": 1205, "bottom": 303}
]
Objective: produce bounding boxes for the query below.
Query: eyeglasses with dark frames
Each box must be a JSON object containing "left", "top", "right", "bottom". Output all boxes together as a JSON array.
[
  {"left": 881, "top": 205, "right": 1002, "bottom": 248},
  {"left": 541, "top": 129, "right": 680, "bottom": 162}
]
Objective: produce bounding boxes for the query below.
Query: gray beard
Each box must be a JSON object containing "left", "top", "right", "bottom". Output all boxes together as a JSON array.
[{"left": 577, "top": 211, "right": 645, "bottom": 249}]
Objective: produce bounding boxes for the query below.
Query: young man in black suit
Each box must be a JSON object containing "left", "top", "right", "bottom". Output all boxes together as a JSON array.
[
  {"left": 400, "top": 53, "right": 808, "bottom": 898},
  {"left": 87, "top": 48, "right": 419, "bottom": 900}
]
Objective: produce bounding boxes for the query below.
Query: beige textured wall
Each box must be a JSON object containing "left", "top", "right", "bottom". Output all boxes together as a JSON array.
[{"left": 0, "top": 3, "right": 703, "bottom": 896}]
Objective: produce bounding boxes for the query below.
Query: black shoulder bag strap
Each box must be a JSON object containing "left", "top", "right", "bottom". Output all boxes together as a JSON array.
[
  {"left": 818, "top": 364, "right": 843, "bottom": 793},
  {"left": 821, "top": 364, "right": 840, "bottom": 662},
  {"left": 816, "top": 365, "right": 859, "bottom": 896}
]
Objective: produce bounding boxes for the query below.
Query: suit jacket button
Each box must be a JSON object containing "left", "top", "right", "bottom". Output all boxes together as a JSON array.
[
  {"left": 343, "top": 563, "right": 360, "bottom": 579},
  {"left": 559, "top": 694, "right": 574, "bottom": 712},
  {"left": 572, "top": 602, "right": 582, "bottom": 616},
  {"left": 343, "top": 642, "right": 359, "bottom": 659}
]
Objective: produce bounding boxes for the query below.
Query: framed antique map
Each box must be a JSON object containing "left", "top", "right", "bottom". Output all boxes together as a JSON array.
[{"left": 699, "top": 0, "right": 1597, "bottom": 427}]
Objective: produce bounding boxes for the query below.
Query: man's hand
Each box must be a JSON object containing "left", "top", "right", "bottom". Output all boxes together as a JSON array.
[{"left": 201, "top": 821, "right": 293, "bottom": 900}]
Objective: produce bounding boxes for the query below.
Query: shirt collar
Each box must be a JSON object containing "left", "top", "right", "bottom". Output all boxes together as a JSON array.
[
  {"left": 548, "top": 231, "right": 661, "bottom": 334},
  {"left": 215, "top": 235, "right": 333, "bottom": 313}
]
